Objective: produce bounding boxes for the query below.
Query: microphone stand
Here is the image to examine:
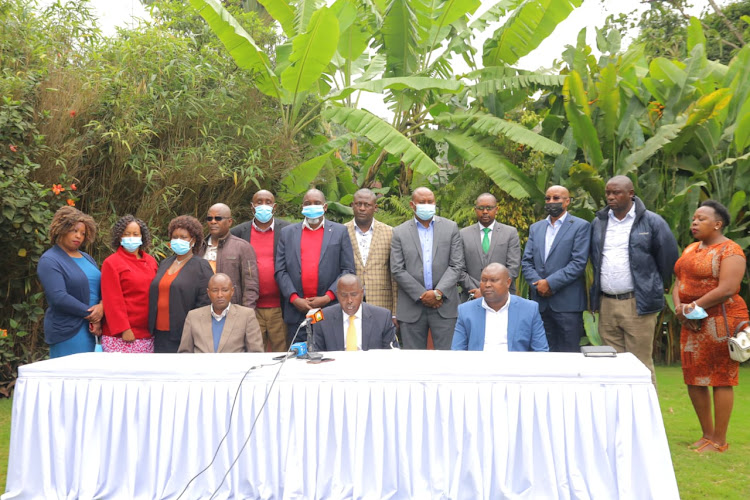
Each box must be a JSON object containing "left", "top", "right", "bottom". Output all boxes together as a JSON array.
[{"left": 301, "top": 320, "right": 323, "bottom": 361}]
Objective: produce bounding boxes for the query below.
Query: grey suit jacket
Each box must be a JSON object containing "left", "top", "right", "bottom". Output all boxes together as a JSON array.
[
  {"left": 311, "top": 302, "right": 398, "bottom": 351},
  {"left": 390, "top": 216, "right": 464, "bottom": 322},
  {"left": 274, "top": 220, "right": 356, "bottom": 324},
  {"left": 178, "top": 304, "right": 263, "bottom": 353},
  {"left": 460, "top": 221, "right": 521, "bottom": 296}
]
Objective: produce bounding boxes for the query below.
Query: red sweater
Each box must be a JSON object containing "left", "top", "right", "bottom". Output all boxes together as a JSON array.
[
  {"left": 101, "top": 247, "right": 158, "bottom": 339},
  {"left": 290, "top": 226, "right": 335, "bottom": 302},
  {"left": 250, "top": 226, "right": 280, "bottom": 308}
]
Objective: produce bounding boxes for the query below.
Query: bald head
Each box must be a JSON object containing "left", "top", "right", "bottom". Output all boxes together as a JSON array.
[
  {"left": 605, "top": 176, "right": 635, "bottom": 218},
  {"left": 303, "top": 189, "right": 326, "bottom": 204},
  {"left": 337, "top": 273, "right": 362, "bottom": 289},
  {"left": 475, "top": 193, "right": 497, "bottom": 206},
  {"left": 252, "top": 190, "right": 275, "bottom": 205},
  {"left": 354, "top": 188, "right": 376, "bottom": 202},
  {"left": 207, "top": 203, "right": 233, "bottom": 238},
  {"left": 208, "top": 203, "right": 231, "bottom": 217},
  {"left": 337, "top": 274, "right": 364, "bottom": 316},
  {"left": 483, "top": 262, "right": 510, "bottom": 280},
  {"left": 607, "top": 175, "right": 633, "bottom": 191},
  {"left": 544, "top": 185, "right": 570, "bottom": 219},
  {"left": 208, "top": 272, "right": 233, "bottom": 288},
  {"left": 480, "top": 263, "right": 511, "bottom": 309},
  {"left": 412, "top": 187, "right": 434, "bottom": 202}
]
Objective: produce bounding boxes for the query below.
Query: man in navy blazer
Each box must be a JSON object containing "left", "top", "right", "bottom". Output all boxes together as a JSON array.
[
  {"left": 312, "top": 274, "right": 398, "bottom": 351},
  {"left": 521, "top": 185, "right": 590, "bottom": 352},
  {"left": 452, "top": 264, "right": 548, "bottom": 352},
  {"left": 275, "top": 189, "right": 355, "bottom": 342}
]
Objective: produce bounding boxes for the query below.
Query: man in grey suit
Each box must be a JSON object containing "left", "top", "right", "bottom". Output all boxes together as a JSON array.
[
  {"left": 461, "top": 193, "right": 521, "bottom": 298},
  {"left": 521, "top": 185, "right": 590, "bottom": 352},
  {"left": 390, "top": 187, "right": 464, "bottom": 350},
  {"left": 312, "top": 274, "right": 398, "bottom": 351},
  {"left": 275, "top": 189, "right": 356, "bottom": 343}
]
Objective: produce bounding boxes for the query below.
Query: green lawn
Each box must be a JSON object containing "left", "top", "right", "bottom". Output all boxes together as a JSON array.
[{"left": 0, "top": 366, "right": 747, "bottom": 496}]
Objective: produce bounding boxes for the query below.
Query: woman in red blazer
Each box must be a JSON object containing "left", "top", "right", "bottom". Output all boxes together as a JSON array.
[{"left": 101, "top": 215, "right": 158, "bottom": 353}]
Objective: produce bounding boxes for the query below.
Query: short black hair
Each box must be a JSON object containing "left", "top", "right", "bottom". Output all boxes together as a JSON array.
[
  {"left": 700, "top": 200, "right": 731, "bottom": 230},
  {"left": 111, "top": 215, "right": 151, "bottom": 251}
]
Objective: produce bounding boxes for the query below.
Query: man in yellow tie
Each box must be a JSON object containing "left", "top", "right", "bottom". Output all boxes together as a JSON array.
[{"left": 311, "top": 274, "right": 399, "bottom": 351}]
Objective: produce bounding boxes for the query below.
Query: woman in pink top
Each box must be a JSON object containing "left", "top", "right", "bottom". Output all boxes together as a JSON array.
[{"left": 101, "top": 215, "right": 158, "bottom": 353}]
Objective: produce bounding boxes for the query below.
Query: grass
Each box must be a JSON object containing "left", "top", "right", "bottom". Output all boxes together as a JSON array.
[{"left": 0, "top": 366, "right": 747, "bottom": 496}]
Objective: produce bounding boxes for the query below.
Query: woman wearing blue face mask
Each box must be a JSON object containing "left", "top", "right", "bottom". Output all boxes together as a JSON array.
[
  {"left": 101, "top": 215, "right": 158, "bottom": 353},
  {"left": 148, "top": 215, "right": 213, "bottom": 353},
  {"left": 673, "top": 200, "right": 749, "bottom": 453}
]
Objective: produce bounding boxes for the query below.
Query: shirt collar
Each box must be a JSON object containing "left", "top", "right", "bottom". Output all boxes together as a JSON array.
[
  {"left": 545, "top": 211, "right": 569, "bottom": 227},
  {"left": 608, "top": 203, "right": 636, "bottom": 222},
  {"left": 414, "top": 217, "right": 434, "bottom": 228},
  {"left": 481, "top": 295, "right": 511, "bottom": 313},
  {"left": 479, "top": 221, "right": 494, "bottom": 232},
  {"left": 211, "top": 303, "right": 231, "bottom": 321},
  {"left": 355, "top": 221, "right": 374, "bottom": 235},
  {"left": 252, "top": 219, "right": 274, "bottom": 232},
  {"left": 303, "top": 217, "right": 326, "bottom": 231}
]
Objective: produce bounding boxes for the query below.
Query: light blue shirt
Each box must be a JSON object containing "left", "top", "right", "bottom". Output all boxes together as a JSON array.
[
  {"left": 415, "top": 218, "right": 434, "bottom": 290},
  {"left": 544, "top": 211, "right": 568, "bottom": 262}
]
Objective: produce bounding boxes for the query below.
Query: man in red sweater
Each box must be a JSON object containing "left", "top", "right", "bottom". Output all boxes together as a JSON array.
[
  {"left": 231, "top": 190, "right": 291, "bottom": 351},
  {"left": 275, "top": 189, "right": 356, "bottom": 343}
]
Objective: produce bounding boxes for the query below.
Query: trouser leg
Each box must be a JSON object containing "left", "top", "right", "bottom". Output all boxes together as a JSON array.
[{"left": 399, "top": 310, "right": 429, "bottom": 349}]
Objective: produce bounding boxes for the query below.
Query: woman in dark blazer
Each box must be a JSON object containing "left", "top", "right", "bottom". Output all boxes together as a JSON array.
[
  {"left": 37, "top": 206, "right": 103, "bottom": 358},
  {"left": 149, "top": 215, "right": 213, "bottom": 353}
]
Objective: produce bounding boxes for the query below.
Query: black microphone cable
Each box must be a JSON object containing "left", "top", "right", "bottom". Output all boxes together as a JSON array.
[{"left": 176, "top": 320, "right": 308, "bottom": 499}]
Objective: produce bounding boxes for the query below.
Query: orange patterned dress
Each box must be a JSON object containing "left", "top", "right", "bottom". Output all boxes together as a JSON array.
[{"left": 674, "top": 240, "right": 748, "bottom": 386}]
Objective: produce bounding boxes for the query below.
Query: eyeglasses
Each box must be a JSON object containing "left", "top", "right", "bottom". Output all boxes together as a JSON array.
[
  {"left": 206, "top": 216, "right": 227, "bottom": 222},
  {"left": 475, "top": 205, "right": 496, "bottom": 212}
]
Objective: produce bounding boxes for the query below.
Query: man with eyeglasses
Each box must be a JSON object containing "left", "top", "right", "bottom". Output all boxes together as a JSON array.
[
  {"left": 460, "top": 192, "right": 521, "bottom": 299},
  {"left": 201, "top": 203, "right": 259, "bottom": 309},
  {"left": 521, "top": 186, "right": 590, "bottom": 352},
  {"left": 231, "top": 190, "right": 291, "bottom": 351}
]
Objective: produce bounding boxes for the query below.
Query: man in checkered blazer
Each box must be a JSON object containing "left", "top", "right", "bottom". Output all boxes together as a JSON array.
[{"left": 345, "top": 189, "right": 398, "bottom": 325}]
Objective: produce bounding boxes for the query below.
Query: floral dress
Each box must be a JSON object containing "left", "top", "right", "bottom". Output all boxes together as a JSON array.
[{"left": 674, "top": 240, "right": 749, "bottom": 386}]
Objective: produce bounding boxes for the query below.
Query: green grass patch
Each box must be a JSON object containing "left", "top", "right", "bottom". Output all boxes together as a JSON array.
[{"left": 0, "top": 366, "right": 747, "bottom": 495}]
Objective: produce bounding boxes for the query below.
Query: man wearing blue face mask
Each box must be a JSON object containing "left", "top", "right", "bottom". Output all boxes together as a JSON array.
[
  {"left": 391, "top": 187, "right": 465, "bottom": 349},
  {"left": 275, "top": 188, "right": 356, "bottom": 343},
  {"left": 231, "top": 190, "right": 291, "bottom": 351}
]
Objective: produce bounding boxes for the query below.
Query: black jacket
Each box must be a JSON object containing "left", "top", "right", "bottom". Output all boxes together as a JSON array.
[
  {"left": 590, "top": 196, "right": 679, "bottom": 315},
  {"left": 148, "top": 256, "right": 213, "bottom": 341}
]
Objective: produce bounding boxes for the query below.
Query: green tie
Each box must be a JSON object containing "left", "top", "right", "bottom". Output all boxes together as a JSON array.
[{"left": 482, "top": 227, "right": 491, "bottom": 253}]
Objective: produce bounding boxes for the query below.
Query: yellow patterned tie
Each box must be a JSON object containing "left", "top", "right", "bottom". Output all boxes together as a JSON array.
[{"left": 346, "top": 315, "right": 358, "bottom": 351}]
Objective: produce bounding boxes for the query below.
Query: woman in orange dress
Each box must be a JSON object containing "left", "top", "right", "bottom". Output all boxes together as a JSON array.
[{"left": 673, "top": 200, "right": 748, "bottom": 453}]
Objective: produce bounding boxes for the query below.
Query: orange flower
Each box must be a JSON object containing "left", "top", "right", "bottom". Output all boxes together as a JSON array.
[
  {"left": 0, "top": 329, "right": 7, "bottom": 338},
  {"left": 52, "top": 184, "right": 64, "bottom": 195},
  {"left": 9, "top": 145, "right": 18, "bottom": 152},
  {"left": 66, "top": 199, "right": 75, "bottom": 206},
  {"left": 70, "top": 183, "right": 77, "bottom": 191},
  {"left": 69, "top": 110, "right": 76, "bottom": 117}
]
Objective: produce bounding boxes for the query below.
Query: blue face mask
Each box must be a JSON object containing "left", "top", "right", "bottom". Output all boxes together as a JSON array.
[
  {"left": 684, "top": 304, "right": 708, "bottom": 320},
  {"left": 415, "top": 203, "right": 436, "bottom": 221},
  {"left": 254, "top": 204, "right": 274, "bottom": 224},
  {"left": 121, "top": 237, "right": 142, "bottom": 253},
  {"left": 302, "top": 205, "right": 325, "bottom": 220},
  {"left": 170, "top": 239, "right": 192, "bottom": 256}
]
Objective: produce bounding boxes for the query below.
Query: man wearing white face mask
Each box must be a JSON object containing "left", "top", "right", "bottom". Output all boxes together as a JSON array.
[
  {"left": 391, "top": 187, "right": 465, "bottom": 349},
  {"left": 231, "top": 190, "right": 291, "bottom": 351},
  {"left": 275, "top": 189, "right": 356, "bottom": 343}
]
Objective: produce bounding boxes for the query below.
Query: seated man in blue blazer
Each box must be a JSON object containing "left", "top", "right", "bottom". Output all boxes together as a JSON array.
[
  {"left": 452, "top": 263, "right": 549, "bottom": 352},
  {"left": 312, "top": 274, "right": 399, "bottom": 351}
]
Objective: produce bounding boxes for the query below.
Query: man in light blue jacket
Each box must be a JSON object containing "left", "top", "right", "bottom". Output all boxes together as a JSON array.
[{"left": 452, "top": 263, "right": 548, "bottom": 352}]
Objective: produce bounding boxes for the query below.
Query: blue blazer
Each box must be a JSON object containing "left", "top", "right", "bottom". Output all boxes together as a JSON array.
[
  {"left": 451, "top": 296, "right": 549, "bottom": 352},
  {"left": 521, "top": 214, "right": 590, "bottom": 313},
  {"left": 37, "top": 244, "right": 99, "bottom": 344},
  {"left": 275, "top": 220, "right": 356, "bottom": 324}
]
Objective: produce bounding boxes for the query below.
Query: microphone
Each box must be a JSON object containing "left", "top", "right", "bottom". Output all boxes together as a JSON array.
[{"left": 300, "top": 308, "right": 326, "bottom": 360}]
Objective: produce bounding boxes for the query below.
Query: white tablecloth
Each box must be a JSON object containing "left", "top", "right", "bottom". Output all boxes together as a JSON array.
[{"left": 3, "top": 351, "right": 679, "bottom": 499}]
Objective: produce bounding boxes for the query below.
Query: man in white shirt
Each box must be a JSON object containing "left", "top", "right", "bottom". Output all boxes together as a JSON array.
[
  {"left": 311, "top": 274, "right": 399, "bottom": 351},
  {"left": 451, "top": 264, "right": 548, "bottom": 352},
  {"left": 590, "top": 176, "right": 679, "bottom": 383}
]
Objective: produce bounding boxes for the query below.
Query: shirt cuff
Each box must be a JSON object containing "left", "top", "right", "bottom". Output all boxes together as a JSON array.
[
  {"left": 290, "top": 293, "right": 300, "bottom": 303},
  {"left": 325, "top": 290, "right": 336, "bottom": 301}
]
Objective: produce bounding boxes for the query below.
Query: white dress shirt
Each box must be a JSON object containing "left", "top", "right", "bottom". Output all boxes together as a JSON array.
[
  {"left": 482, "top": 295, "right": 511, "bottom": 352},
  {"left": 355, "top": 223, "right": 374, "bottom": 266},
  {"left": 210, "top": 302, "right": 231, "bottom": 321},
  {"left": 342, "top": 304, "right": 363, "bottom": 350},
  {"left": 479, "top": 221, "right": 495, "bottom": 245},
  {"left": 544, "top": 211, "right": 568, "bottom": 261},
  {"left": 303, "top": 217, "right": 326, "bottom": 231},
  {"left": 252, "top": 219, "right": 275, "bottom": 232},
  {"left": 600, "top": 204, "right": 636, "bottom": 294}
]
